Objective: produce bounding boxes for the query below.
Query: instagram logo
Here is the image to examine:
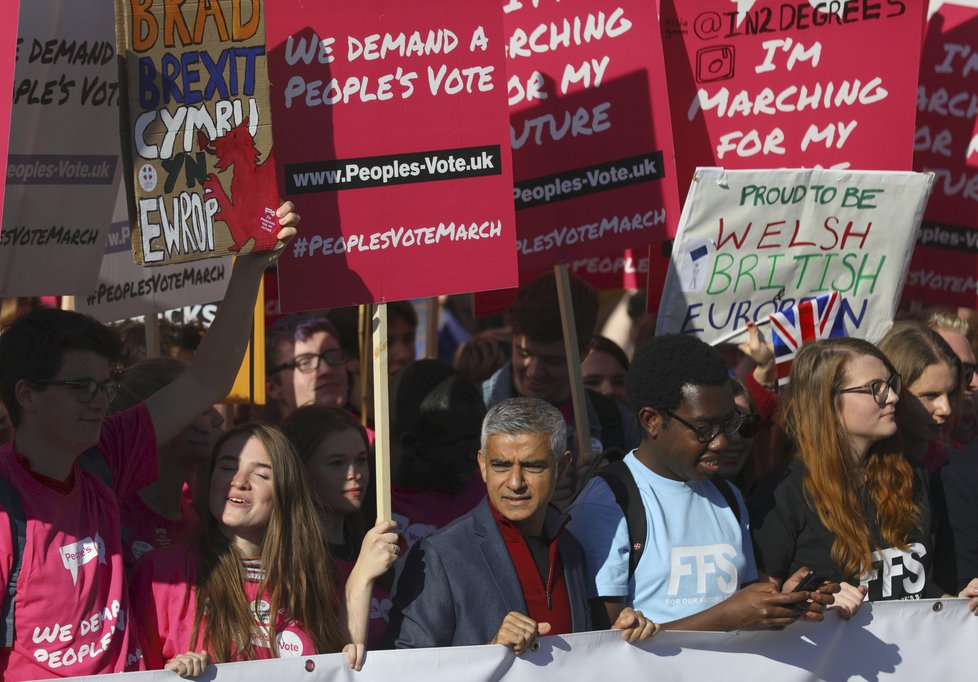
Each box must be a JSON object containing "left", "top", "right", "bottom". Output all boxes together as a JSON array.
[{"left": 696, "top": 45, "right": 735, "bottom": 83}]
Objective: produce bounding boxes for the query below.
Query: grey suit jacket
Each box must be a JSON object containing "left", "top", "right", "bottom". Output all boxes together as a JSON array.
[{"left": 387, "top": 498, "right": 592, "bottom": 648}]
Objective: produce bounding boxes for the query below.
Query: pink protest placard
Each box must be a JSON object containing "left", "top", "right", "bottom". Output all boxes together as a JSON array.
[
  {"left": 905, "top": 3, "right": 978, "bottom": 308},
  {"left": 473, "top": 247, "right": 648, "bottom": 318},
  {"left": 659, "top": 0, "right": 926, "bottom": 197},
  {"left": 505, "top": 0, "right": 681, "bottom": 273},
  {"left": 266, "top": 1, "right": 517, "bottom": 311},
  {"left": 0, "top": 1, "right": 18, "bottom": 222}
]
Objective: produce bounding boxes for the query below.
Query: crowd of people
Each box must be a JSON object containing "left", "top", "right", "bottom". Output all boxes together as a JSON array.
[{"left": 1, "top": 211, "right": 978, "bottom": 680}]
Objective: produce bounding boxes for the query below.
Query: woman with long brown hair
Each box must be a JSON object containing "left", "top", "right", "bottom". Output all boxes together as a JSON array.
[
  {"left": 132, "top": 423, "right": 360, "bottom": 676},
  {"left": 281, "top": 406, "right": 398, "bottom": 649},
  {"left": 748, "top": 338, "right": 978, "bottom": 614}
]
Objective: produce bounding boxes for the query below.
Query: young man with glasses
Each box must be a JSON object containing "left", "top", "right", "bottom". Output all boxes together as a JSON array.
[
  {"left": 568, "top": 334, "right": 835, "bottom": 631},
  {"left": 0, "top": 205, "right": 298, "bottom": 680},
  {"left": 265, "top": 316, "right": 350, "bottom": 423}
]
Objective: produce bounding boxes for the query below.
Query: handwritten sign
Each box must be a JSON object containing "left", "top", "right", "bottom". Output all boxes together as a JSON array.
[
  {"left": 905, "top": 3, "right": 978, "bottom": 307},
  {"left": 655, "top": 167, "right": 932, "bottom": 345},
  {"left": 267, "top": 0, "right": 517, "bottom": 311},
  {"left": 0, "top": 0, "right": 119, "bottom": 295},
  {"left": 506, "top": 0, "right": 680, "bottom": 273},
  {"left": 659, "top": 0, "right": 926, "bottom": 195},
  {"left": 115, "top": 0, "right": 280, "bottom": 266}
]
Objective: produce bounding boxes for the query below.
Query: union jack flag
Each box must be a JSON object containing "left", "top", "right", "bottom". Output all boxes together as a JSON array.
[{"left": 769, "top": 292, "right": 847, "bottom": 386}]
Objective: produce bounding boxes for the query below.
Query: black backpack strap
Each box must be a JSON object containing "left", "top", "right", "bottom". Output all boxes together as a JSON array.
[
  {"left": 0, "top": 478, "right": 27, "bottom": 648},
  {"left": 596, "top": 460, "right": 646, "bottom": 578},
  {"left": 712, "top": 476, "right": 742, "bottom": 525}
]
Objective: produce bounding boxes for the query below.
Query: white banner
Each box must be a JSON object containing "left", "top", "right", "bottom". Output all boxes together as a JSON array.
[
  {"left": 655, "top": 168, "right": 933, "bottom": 344},
  {"left": 72, "top": 599, "right": 976, "bottom": 682},
  {"left": 0, "top": 0, "right": 120, "bottom": 296}
]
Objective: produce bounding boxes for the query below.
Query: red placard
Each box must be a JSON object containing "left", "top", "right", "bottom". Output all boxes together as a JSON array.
[
  {"left": 0, "top": 1, "right": 17, "bottom": 222},
  {"left": 505, "top": 0, "right": 681, "bottom": 273},
  {"left": 660, "top": 0, "right": 926, "bottom": 195},
  {"left": 905, "top": 3, "right": 978, "bottom": 308},
  {"left": 266, "top": 1, "right": 517, "bottom": 311},
  {"left": 473, "top": 247, "right": 649, "bottom": 318}
]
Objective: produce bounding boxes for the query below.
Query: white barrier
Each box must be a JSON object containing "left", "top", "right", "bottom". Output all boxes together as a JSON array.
[{"left": 72, "top": 599, "right": 976, "bottom": 682}]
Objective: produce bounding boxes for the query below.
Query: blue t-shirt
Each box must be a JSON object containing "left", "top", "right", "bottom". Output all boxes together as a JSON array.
[{"left": 567, "top": 451, "right": 757, "bottom": 623}]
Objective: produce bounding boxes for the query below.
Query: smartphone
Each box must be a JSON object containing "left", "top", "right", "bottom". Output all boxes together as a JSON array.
[{"left": 793, "top": 571, "right": 828, "bottom": 593}]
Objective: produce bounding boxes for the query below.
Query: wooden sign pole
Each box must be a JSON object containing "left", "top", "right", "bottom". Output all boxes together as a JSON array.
[
  {"left": 425, "top": 297, "right": 439, "bottom": 359},
  {"left": 358, "top": 304, "right": 371, "bottom": 428},
  {"left": 554, "top": 264, "right": 593, "bottom": 501},
  {"left": 144, "top": 314, "right": 161, "bottom": 358},
  {"left": 372, "top": 303, "right": 391, "bottom": 521}
]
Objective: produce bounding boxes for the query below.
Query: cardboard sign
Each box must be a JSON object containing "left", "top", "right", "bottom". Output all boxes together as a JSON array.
[
  {"left": 655, "top": 168, "right": 933, "bottom": 345},
  {"left": 76, "top": 186, "right": 231, "bottom": 323},
  {"left": 267, "top": 1, "right": 517, "bottom": 311},
  {"left": 0, "top": 0, "right": 119, "bottom": 296},
  {"left": 0, "top": 1, "right": 19, "bottom": 223},
  {"left": 115, "top": 0, "right": 280, "bottom": 266},
  {"left": 506, "top": 0, "right": 681, "bottom": 273},
  {"left": 905, "top": 3, "right": 978, "bottom": 307},
  {"left": 659, "top": 0, "right": 927, "bottom": 196}
]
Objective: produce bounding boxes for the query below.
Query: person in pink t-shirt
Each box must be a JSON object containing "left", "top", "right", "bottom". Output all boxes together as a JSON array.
[
  {"left": 281, "top": 407, "right": 398, "bottom": 650},
  {"left": 109, "top": 357, "right": 224, "bottom": 571},
  {"left": 131, "top": 423, "right": 360, "bottom": 676},
  {"left": 0, "top": 204, "right": 299, "bottom": 681}
]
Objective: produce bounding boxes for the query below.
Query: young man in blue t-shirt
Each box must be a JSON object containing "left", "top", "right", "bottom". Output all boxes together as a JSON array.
[{"left": 568, "top": 334, "right": 839, "bottom": 631}]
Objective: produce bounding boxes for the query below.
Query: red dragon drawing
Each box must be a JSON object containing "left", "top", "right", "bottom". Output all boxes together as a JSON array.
[{"left": 198, "top": 118, "right": 280, "bottom": 253}]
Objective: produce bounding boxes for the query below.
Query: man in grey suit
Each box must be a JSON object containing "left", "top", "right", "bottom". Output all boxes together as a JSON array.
[{"left": 387, "top": 397, "right": 656, "bottom": 654}]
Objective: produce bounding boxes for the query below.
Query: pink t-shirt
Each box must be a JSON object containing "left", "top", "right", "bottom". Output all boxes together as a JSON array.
[
  {"left": 391, "top": 472, "right": 486, "bottom": 553},
  {"left": 0, "top": 404, "right": 157, "bottom": 680},
  {"left": 131, "top": 544, "right": 317, "bottom": 668},
  {"left": 330, "top": 555, "right": 389, "bottom": 650},
  {"left": 120, "top": 487, "right": 201, "bottom": 572}
]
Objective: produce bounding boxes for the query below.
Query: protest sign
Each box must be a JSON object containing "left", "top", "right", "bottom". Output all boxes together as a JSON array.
[
  {"left": 114, "top": 0, "right": 280, "bottom": 266},
  {"left": 505, "top": 0, "right": 681, "bottom": 273},
  {"left": 76, "top": 186, "right": 231, "bottom": 323},
  {"left": 0, "top": 0, "right": 119, "bottom": 296},
  {"left": 905, "top": 3, "right": 978, "bottom": 307},
  {"left": 655, "top": 168, "right": 932, "bottom": 346},
  {"left": 0, "top": 1, "right": 19, "bottom": 222},
  {"left": 659, "top": 0, "right": 927, "bottom": 195},
  {"left": 71, "top": 599, "right": 978, "bottom": 682},
  {"left": 473, "top": 249, "right": 648, "bottom": 318},
  {"left": 267, "top": 1, "right": 517, "bottom": 311}
]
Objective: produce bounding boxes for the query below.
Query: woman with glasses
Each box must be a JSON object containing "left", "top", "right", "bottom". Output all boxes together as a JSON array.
[
  {"left": 717, "top": 377, "right": 761, "bottom": 489},
  {"left": 749, "top": 338, "right": 978, "bottom": 615},
  {"left": 131, "top": 423, "right": 363, "bottom": 676}
]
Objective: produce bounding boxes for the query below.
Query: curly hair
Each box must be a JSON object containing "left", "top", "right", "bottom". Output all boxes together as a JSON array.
[{"left": 625, "top": 334, "right": 730, "bottom": 421}]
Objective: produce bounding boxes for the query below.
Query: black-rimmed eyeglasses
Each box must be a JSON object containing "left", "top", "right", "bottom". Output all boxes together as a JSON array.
[
  {"left": 270, "top": 349, "right": 349, "bottom": 375},
  {"left": 32, "top": 378, "right": 119, "bottom": 404},
  {"left": 664, "top": 410, "right": 746, "bottom": 444},
  {"left": 836, "top": 374, "right": 902, "bottom": 408}
]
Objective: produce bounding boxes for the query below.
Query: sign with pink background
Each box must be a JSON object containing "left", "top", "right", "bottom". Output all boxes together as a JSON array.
[{"left": 267, "top": 1, "right": 517, "bottom": 311}]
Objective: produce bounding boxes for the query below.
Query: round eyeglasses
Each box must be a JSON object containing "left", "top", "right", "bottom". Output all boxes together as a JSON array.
[
  {"left": 664, "top": 410, "right": 747, "bottom": 444},
  {"left": 836, "top": 374, "right": 902, "bottom": 408},
  {"left": 32, "top": 378, "right": 119, "bottom": 404},
  {"left": 270, "top": 349, "right": 349, "bottom": 375}
]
